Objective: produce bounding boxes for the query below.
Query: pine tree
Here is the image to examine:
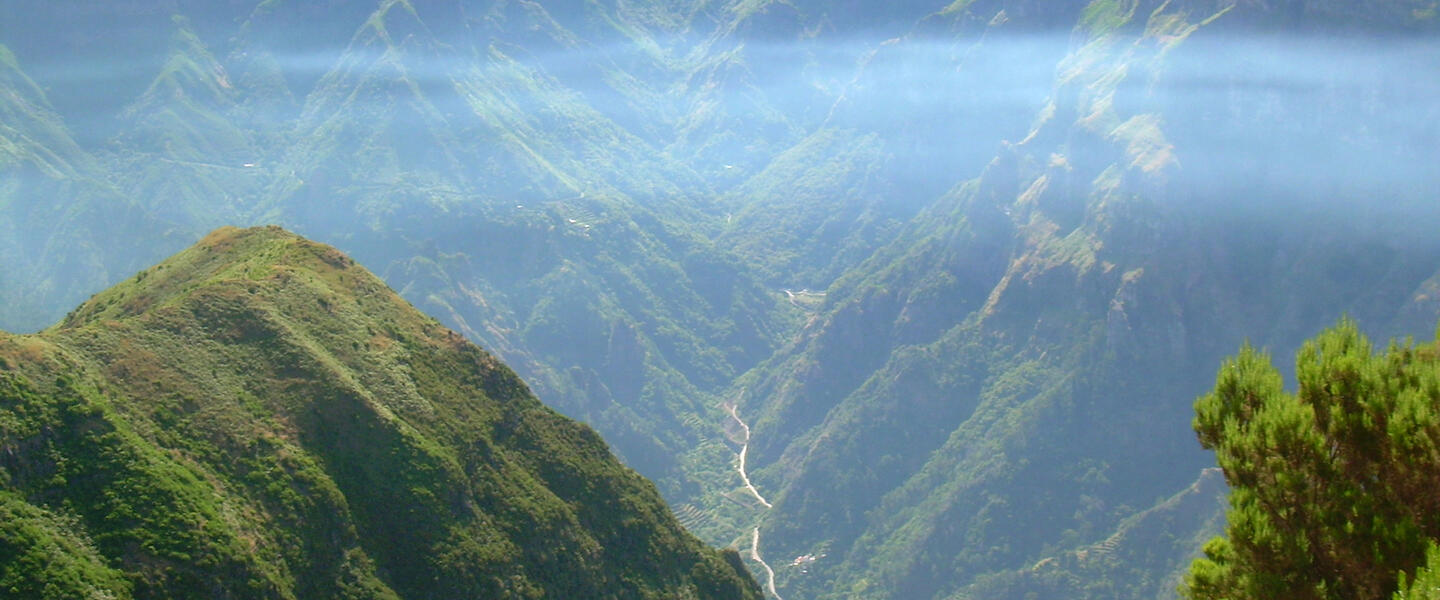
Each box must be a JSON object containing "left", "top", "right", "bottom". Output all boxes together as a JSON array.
[
  {"left": 1396, "top": 544, "right": 1440, "bottom": 600},
  {"left": 1184, "top": 319, "right": 1440, "bottom": 600}
]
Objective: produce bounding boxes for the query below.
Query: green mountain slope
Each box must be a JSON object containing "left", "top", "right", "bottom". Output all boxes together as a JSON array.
[
  {"left": 108, "top": 15, "right": 271, "bottom": 230},
  {"left": 0, "top": 1, "right": 1437, "bottom": 599},
  {"left": 0, "top": 42, "right": 194, "bottom": 335},
  {"left": 729, "top": 2, "right": 1440, "bottom": 598},
  {"left": 0, "top": 225, "right": 761, "bottom": 599},
  {"left": 248, "top": 0, "right": 808, "bottom": 521},
  {"left": 2, "top": 0, "right": 802, "bottom": 522}
]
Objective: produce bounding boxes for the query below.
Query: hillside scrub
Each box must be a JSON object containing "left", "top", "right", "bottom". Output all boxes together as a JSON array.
[{"left": 0, "top": 226, "right": 762, "bottom": 600}]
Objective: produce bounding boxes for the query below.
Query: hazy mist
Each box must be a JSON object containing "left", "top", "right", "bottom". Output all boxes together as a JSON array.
[{"left": 10, "top": 25, "right": 1437, "bottom": 217}]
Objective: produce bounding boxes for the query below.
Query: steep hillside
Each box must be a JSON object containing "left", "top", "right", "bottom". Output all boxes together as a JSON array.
[
  {"left": 729, "top": 1, "right": 1440, "bottom": 598},
  {"left": 0, "top": 42, "right": 193, "bottom": 335},
  {"left": 0, "top": 0, "right": 803, "bottom": 515},
  {"left": 0, "top": 226, "right": 761, "bottom": 599},
  {"left": 0, "top": 1, "right": 1437, "bottom": 599}
]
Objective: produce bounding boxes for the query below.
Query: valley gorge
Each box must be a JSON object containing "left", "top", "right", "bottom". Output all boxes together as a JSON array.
[{"left": 3, "top": 0, "right": 1439, "bottom": 598}]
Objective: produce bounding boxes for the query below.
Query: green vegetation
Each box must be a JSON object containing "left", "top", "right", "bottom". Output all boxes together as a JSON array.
[
  {"left": 1080, "top": 0, "right": 1134, "bottom": 36},
  {"left": 1396, "top": 544, "right": 1440, "bottom": 600},
  {"left": 0, "top": 226, "right": 761, "bottom": 599},
  {"left": 1185, "top": 320, "right": 1440, "bottom": 600},
  {"left": 2, "top": 2, "right": 1438, "bottom": 600},
  {"left": 718, "top": 128, "right": 901, "bottom": 288},
  {"left": 0, "top": 490, "right": 132, "bottom": 599}
]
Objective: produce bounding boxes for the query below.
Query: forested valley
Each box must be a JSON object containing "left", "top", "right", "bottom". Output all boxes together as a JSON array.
[{"left": 2, "top": 1, "right": 1439, "bottom": 598}]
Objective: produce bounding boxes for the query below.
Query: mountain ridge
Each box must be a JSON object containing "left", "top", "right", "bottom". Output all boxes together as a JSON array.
[
  {"left": 1, "top": 1, "right": 1438, "bottom": 598},
  {"left": 0, "top": 225, "right": 762, "bottom": 600}
]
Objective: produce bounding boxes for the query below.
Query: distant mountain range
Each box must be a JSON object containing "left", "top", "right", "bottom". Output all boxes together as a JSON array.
[{"left": 2, "top": 1, "right": 1437, "bottom": 598}]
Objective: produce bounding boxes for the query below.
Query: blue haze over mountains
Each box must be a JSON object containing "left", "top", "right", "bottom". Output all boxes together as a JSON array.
[{"left": 2, "top": 0, "right": 1439, "bottom": 598}]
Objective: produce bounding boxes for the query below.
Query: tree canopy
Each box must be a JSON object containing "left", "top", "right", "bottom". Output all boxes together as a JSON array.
[{"left": 1185, "top": 319, "right": 1440, "bottom": 600}]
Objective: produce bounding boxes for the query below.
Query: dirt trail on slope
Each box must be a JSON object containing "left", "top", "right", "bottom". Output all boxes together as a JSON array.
[
  {"left": 726, "top": 402, "right": 772, "bottom": 508},
  {"left": 726, "top": 399, "right": 782, "bottom": 598},
  {"left": 751, "top": 526, "right": 783, "bottom": 600}
]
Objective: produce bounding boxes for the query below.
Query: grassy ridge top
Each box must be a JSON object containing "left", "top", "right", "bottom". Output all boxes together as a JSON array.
[{"left": 0, "top": 225, "right": 760, "bottom": 599}]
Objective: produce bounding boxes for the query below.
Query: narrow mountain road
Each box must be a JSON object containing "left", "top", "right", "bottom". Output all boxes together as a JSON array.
[
  {"left": 751, "top": 527, "right": 783, "bottom": 600},
  {"left": 781, "top": 288, "right": 826, "bottom": 310},
  {"left": 726, "top": 399, "right": 782, "bottom": 598},
  {"left": 726, "top": 402, "right": 772, "bottom": 508},
  {"left": 157, "top": 157, "right": 252, "bottom": 171}
]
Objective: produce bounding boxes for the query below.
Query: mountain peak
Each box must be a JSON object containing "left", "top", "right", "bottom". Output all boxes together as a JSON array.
[
  {"left": 6, "top": 227, "right": 762, "bottom": 599},
  {"left": 60, "top": 225, "right": 365, "bottom": 328}
]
